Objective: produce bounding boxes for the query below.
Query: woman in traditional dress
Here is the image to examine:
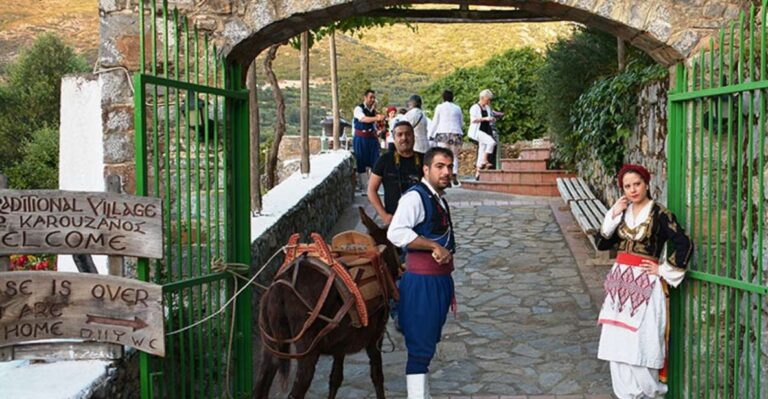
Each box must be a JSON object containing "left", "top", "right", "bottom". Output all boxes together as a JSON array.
[{"left": 595, "top": 164, "right": 693, "bottom": 399}]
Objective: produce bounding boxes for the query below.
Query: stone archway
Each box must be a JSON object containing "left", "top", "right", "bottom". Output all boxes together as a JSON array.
[
  {"left": 222, "top": 0, "right": 742, "bottom": 67},
  {"left": 94, "top": 0, "right": 748, "bottom": 183}
]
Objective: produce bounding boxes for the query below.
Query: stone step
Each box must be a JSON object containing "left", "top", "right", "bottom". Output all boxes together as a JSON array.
[
  {"left": 478, "top": 170, "right": 575, "bottom": 185},
  {"left": 460, "top": 180, "right": 560, "bottom": 196},
  {"left": 500, "top": 158, "right": 548, "bottom": 171},
  {"left": 519, "top": 147, "right": 551, "bottom": 161}
]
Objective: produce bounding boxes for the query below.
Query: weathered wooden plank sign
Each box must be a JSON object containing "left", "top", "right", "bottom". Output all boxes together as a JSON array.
[
  {"left": 0, "top": 190, "right": 162, "bottom": 259},
  {"left": 0, "top": 271, "right": 165, "bottom": 356}
]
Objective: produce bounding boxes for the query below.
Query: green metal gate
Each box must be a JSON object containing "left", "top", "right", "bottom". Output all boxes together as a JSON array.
[
  {"left": 667, "top": 2, "right": 767, "bottom": 398},
  {"left": 133, "top": 1, "right": 252, "bottom": 397}
]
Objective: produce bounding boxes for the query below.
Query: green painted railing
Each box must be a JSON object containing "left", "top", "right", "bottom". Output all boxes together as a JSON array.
[
  {"left": 668, "top": 2, "right": 767, "bottom": 398},
  {"left": 133, "top": 0, "right": 252, "bottom": 397}
]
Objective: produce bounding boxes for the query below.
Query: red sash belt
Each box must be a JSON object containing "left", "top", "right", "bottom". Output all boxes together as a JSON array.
[
  {"left": 616, "top": 252, "right": 658, "bottom": 267},
  {"left": 354, "top": 129, "right": 377, "bottom": 139},
  {"left": 406, "top": 251, "right": 454, "bottom": 275}
]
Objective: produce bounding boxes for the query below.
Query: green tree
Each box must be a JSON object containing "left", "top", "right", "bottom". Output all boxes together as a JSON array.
[
  {"left": 339, "top": 69, "right": 372, "bottom": 120},
  {"left": 0, "top": 33, "right": 88, "bottom": 182},
  {"left": 569, "top": 64, "right": 667, "bottom": 171},
  {"left": 6, "top": 127, "right": 60, "bottom": 189},
  {"left": 536, "top": 28, "right": 655, "bottom": 166},
  {"left": 422, "top": 47, "right": 546, "bottom": 143}
]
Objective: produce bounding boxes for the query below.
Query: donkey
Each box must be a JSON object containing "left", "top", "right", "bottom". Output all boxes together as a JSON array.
[{"left": 253, "top": 208, "right": 400, "bottom": 399}]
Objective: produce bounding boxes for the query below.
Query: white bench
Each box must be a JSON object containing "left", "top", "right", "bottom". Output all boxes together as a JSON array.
[{"left": 556, "top": 177, "right": 609, "bottom": 252}]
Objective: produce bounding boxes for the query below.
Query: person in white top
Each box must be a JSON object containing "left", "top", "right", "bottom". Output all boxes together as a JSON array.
[
  {"left": 428, "top": 90, "right": 464, "bottom": 186},
  {"left": 467, "top": 89, "right": 496, "bottom": 180},
  {"left": 385, "top": 105, "right": 399, "bottom": 152},
  {"left": 403, "top": 94, "right": 430, "bottom": 154},
  {"left": 594, "top": 164, "right": 692, "bottom": 399},
  {"left": 387, "top": 147, "right": 456, "bottom": 399}
]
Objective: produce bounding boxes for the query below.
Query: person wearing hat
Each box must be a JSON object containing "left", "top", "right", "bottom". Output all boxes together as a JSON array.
[
  {"left": 594, "top": 164, "right": 693, "bottom": 399},
  {"left": 403, "top": 94, "right": 430, "bottom": 154}
]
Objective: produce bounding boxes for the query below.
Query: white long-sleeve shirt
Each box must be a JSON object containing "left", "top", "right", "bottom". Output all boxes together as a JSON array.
[
  {"left": 428, "top": 101, "right": 463, "bottom": 138},
  {"left": 387, "top": 179, "right": 448, "bottom": 248},
  {"left": 600, "top": 201, "right": 685, "bottom": 287},
  {"left": 467, "top": 102, "right": 493, "bottom": 141},
  {"left": 353, "top": 104, "right": 376, "bottom": 122},
  {"left": 403, "top": 108, "right": 430, "bottom": 153}
]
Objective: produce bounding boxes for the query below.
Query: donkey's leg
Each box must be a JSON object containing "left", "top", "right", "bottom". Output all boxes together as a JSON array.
[
  {"left": 288, "top": 351, "right": 321, "bottom": 399},
  {"left": 253, "top": 349, "right": 280, "bottom": 399},
  {"left": 328, "top": 353, "right": 345, "bottom": 399},
  {"left": 366, "top": 339, "right": 386, "bottom": 399}
]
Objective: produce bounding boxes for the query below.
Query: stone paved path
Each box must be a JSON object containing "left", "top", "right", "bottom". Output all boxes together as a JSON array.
[{"left": 281, "top": 190, "right": 613, "bottom": 398}]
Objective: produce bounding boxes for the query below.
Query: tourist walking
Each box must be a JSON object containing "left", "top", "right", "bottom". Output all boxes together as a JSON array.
[
  {"left": 353, "top": 89, "right": 385, "bottom": 192},
  {"left": 467, "top": 89, "right": 496, "bottom": 180},
  {"left": 387, "top": 147, "right": 456, "bottom": 399},
  {"left": 595, "top": 164, "right": 693, "bottom": 399},
  {"left": 403, "top": 94, "right": 430, "bottom": 154},
  {"left": 429, "top": 90, "right": 463, "bottom": 186}
]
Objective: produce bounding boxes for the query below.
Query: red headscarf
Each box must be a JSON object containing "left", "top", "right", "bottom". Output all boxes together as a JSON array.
[
  {"left": 617, "top": 164, "right": 651, "bottom": 188},
  {"left": 386, "top": 106, "right": 397, "bottom": 115}
]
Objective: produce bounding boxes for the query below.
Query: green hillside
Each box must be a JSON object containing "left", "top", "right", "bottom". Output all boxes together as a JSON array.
[{"left": 256, "top": 22, "right": 573, "bottom": 137}]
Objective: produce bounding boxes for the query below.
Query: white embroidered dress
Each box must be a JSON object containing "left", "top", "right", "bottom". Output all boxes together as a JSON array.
[{"left": 596, "top": 201, "right": 686, "bottom": 399}]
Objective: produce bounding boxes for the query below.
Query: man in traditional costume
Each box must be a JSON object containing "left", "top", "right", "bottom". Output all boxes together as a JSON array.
[
  {"left": 595, "top": 164, "right": 693, "bottom": 399},
  {"left": 353, "top": 89, "right": 385, "bottom": 192},
  {"left": 387, "top": 147, "right": 456, "bottom": 399}
]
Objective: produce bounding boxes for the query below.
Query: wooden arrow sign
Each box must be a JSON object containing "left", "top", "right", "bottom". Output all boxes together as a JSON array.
[{"left": 86, "top": 315, "right": 149, "bottom": 332}]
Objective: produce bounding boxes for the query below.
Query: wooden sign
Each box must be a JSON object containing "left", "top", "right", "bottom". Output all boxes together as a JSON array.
[
  {"left": 0, "top": 271, "right": 165, "bottom": 356},
  {"left": 0, "top": 190, "right": 162, "bottom": 258}
]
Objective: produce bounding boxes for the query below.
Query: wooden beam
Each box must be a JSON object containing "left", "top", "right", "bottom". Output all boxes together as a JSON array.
[
  {"left": 300, "top": 31, "right": 310, "bottom": 176},
  {"left": 329, "top": 30, "right": 341, "bottom": 150},
  {"left": 0, "top": 174, "right": 7, "bottom": 272},
  {"left": 247, "top": 60, "right": 262, "bottom": 213},
  {"left": 362, "top": 9, "right": 559, "bottom": 23},
  {"left": 105, "top": 174, "right": 124, "bottom": 277},
  {"left": 617, "top": 37, "right": 626, "bottom": 72}
]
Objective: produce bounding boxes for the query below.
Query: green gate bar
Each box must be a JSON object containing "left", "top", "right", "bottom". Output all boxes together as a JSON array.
[
  {"left": 668, "top": 1, "right": 768, "bottom": 398},
  {"left": 133, "top": 0, "right": 252, "bottom": 397}
]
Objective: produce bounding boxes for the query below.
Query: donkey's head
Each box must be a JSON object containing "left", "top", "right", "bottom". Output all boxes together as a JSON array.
[{"left": 358, "top": 207, "right": 402, "bottom": 279}]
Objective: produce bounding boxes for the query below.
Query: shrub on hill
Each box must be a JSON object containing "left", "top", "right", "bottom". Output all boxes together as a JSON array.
[
  {"left": 422, "top": 47, "right": 546, "bottom": 143},
  {"left": 0, "top": 33, "right": 88, "bottom": 188},
  {"left": 536, "top": 27, "right": 657, "bottom": 167},
  {"left": 569, "top": 63, "right": 668, "bottom": 172}
]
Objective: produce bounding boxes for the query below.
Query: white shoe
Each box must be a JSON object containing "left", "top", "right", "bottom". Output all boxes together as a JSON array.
[{"left": 406, "top": 374, "right": 427, "bottom": 399}]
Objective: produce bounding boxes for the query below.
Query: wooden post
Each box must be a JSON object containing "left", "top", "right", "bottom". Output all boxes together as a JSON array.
[
  {"left": 247, "top": 60, "right": 262, "bottom": 213},
  {"left": 300, "top": 31, "right": 310, "bottom": 176},
  {"left": 617, "top": 37, "right": 626, "bottom": 72},
  {"left": 106, "top": 174, "right": 124, "bottom": 277},
  {"left": 0, "top": 174, "right": 7, "bottom": 272},
  {"left": 329, "top": 29, "right": 341, "bottom": 150}
]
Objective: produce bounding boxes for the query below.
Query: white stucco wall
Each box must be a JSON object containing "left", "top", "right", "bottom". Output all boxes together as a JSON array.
[{"left": 58, "top": 74, "right": 108, "bottom": 273}]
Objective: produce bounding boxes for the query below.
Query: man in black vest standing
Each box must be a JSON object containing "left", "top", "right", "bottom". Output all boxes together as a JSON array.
[{"left": 353, "top": 89, "right": 385, "bottom": 193}]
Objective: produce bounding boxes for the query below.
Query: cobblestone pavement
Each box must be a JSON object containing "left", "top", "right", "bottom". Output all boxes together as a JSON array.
[{"left": 279, "top": 190, "right": 613, "bottom": 398}]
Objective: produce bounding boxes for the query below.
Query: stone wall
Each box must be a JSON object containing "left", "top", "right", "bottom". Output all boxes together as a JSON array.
[
  {"left": 89, "top": 350, "right": 140, "bottom": 399},
  {"left": 250, "top": 152, "right": 355, "bottom": 288},
  {"left": 578, "top": 80, "right": 669, "bottom": 206}
]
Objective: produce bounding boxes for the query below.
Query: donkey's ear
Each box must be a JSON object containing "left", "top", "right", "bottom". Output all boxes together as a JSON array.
[{"left": 358, "top": 206, "right": 381, "bottom": 233}]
